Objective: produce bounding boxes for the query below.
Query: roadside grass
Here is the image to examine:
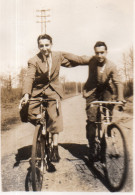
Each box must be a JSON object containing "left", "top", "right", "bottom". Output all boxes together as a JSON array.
[
  {"left": 1, "top": 93, "right": 77, "bottom": 131},
  {"left": 1, "top": 100, "right": 21, "bottom": 131}
]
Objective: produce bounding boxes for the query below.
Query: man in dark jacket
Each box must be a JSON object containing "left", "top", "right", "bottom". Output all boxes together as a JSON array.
[{"left": 63, "top": 41, "right": 124, "bottom": 162}]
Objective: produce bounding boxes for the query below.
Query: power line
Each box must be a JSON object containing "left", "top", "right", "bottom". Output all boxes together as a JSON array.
[{"left": 36, "top": 9, "right": 50, "bottom": 34}]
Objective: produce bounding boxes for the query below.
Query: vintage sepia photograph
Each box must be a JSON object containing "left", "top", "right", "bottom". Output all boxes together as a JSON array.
[{"left": 1, "top": 0, "right": 134, "bottom": 192}]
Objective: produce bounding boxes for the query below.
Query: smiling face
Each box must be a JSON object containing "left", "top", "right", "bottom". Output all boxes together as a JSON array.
[
  {"left": 94, "top": 46, "right": 107, "bottom": 63},
  {"left": 38, "top": 38, "right": 52, "bottom": 57}
]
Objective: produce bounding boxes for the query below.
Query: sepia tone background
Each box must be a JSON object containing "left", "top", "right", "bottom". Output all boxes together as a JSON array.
[{"left": 0, "top": 0, "right": 134, "bottom": 193}]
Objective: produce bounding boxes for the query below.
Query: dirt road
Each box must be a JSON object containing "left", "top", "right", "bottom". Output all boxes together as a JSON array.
[{"left": 1, "top": 95, "right": 133, "bottom": 192}]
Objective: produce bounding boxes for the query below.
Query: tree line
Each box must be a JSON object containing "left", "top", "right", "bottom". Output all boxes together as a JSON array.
[
  {"left": 1, "top": 70, "right": 84, "bottom": 104},
  {"left": 1, "top": 47, "right": 133, "bottom": 104}
]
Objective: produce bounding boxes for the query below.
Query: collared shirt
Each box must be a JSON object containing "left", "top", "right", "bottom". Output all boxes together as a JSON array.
[
  {"left": 43, "top": 53, "right": 52, "bottom": 79},
  {"left": 97, "top": 63, "right": 106, "bottom": 83},
  {"left": 47, "top": 53, "right": 52, "bottom": 78}
]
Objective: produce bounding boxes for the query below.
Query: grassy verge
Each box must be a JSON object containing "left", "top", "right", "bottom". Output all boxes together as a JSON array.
[
  {"left": 1, "top": 93, "right": 77, "bottom": 131},
  {"left": 1, "top": 100, "right": 21, "bottom": 131}
]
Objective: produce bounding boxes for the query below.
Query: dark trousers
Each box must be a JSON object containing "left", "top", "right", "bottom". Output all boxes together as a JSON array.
[{"left": 85, "top": 88, "right": 114, "bottom": 144}]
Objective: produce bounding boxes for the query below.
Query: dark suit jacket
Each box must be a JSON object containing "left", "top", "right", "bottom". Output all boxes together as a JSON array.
[
  {"left": 83, "top": 56, "right": 123, "bottom": 99},
  {"left": 23, "top": 51, "right": 78, "bottom": 98},
  {"left": 62, "top": 53, "right": 123, "bottom": 100}
]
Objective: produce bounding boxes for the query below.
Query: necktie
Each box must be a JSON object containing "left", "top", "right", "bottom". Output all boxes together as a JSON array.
[
  {"left": 46, "top": 57, "right": 50, "bottom": 79},
  {"left": 97, "top": 64, "right": 106, "bottom": 83}
]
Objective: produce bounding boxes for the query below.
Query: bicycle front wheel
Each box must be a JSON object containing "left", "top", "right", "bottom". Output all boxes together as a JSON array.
[
  {"left": 31, "top": 124, "right": 44, "bottom": 191},
  {"left": 104, "top": 123, "right": 128, "bottom": 191}
]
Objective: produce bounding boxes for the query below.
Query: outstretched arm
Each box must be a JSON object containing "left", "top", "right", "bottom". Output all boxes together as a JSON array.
[{"left": 61, "top": 52, "right": 91, "bottom": 67}]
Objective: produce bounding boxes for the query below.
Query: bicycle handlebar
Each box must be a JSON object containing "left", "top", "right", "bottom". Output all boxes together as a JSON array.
[
  {"left": 29, "top": 98, "right": 58, "bottom": 102},
  {"left": 90, "top": 101, "right": 124, "bottom": 105},
  {"left": 29, "top": 98, "right": 59, "bottom": 109},
  {"left": 19, "top": 98, "right": 59, "bottom": 110}
]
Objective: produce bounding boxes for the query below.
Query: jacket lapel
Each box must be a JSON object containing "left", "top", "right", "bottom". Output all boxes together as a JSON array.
[
  {"left": 37, "top": 52, "right": 47, "bottom": 73},
  {"left": 37, "top": 51, "right": 58, "bottom": 76}
]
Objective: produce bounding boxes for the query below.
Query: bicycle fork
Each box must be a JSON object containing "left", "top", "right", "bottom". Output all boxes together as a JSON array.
[
  {"left": 41, "top": 127, "right": 52, "bottom": 172},
  {"left": 40, "top": 112, "right": 47, "bottom": 173},
  {"left": 40, "top": 135, "right": 45, "bottom": 173}
]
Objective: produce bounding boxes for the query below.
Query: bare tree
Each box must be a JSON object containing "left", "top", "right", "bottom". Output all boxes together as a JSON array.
[
  {"left": 122, "top": 47, "right": 133, "bottom": 82},
  {"left": 0, "top": 74, "right": 12, "bottom": 90},
  {"left": 17, "top": 68, "right": 27, "bottom": 88},
  {"left": 122, "top": 47, "right": 133, "bottom": 97}
]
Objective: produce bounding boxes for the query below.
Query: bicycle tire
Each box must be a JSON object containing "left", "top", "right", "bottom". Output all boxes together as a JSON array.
[
  {"left": 31, "top": 124, "right": 44, "bottom": 191},
  {"left": 104, "top": 123, "right": 128, "bottom": 191}
]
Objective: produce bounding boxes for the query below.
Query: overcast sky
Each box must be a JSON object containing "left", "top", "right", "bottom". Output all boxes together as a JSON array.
[{"left": 0, "top": 0, "right": 133, "bottom": 82}]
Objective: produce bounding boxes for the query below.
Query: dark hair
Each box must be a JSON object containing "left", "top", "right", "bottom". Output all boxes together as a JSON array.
[
  {"left": 37, "top": 34, "right": 53, "bottom": 44},
  {"left": 94, "top": 41, "right": 107, "bottom": 50}
]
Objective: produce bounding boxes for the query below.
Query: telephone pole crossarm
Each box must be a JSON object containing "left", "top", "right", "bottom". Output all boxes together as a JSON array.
[{"left": 36, "top": 9, "right": 51, "bottom": 34}]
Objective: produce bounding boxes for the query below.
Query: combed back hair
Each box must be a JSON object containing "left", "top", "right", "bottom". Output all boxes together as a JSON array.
[
  {"left": 94, "top": 41, "right": 107, "bottom": 50},
  {"left": 37, "top": 34, "right": 53, "bottom": 44}
]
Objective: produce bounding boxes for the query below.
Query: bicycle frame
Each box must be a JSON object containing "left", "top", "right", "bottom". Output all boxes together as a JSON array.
[
  {"left": 90, "top": 101, "right": 128, "bottom": 192},
  {"left": 29, "top": 98, "right": 59, "bottom": 135},
  {"left": 29, "top": 97, "right": 60, "bottom": 191},
  {"left": 90, "top": 101, "right": 123, "bottom": 140},
  {"left": 30, "top": 98, "right": 58, "bottom": 169}
]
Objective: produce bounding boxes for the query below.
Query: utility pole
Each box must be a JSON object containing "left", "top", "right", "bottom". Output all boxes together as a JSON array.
[{"left": 36, "top": 9, "right": 50, "bottom": 34}]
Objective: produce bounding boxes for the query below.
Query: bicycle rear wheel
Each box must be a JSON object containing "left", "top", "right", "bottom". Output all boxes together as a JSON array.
[
  {"left": 104, "top": 123, "right": 128, "bottom": 191},
  {"left": 31, "top": 125, "right": 44, "bottom": 191}
]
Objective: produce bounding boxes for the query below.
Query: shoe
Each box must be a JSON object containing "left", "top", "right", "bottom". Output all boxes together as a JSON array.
[
  {"left": 88, "top": 141, "right": 99, "bottom": 163},
  {"left": 51, "top": 146, "right": 61, "bottom": 163},
  {"left": 88, "top": 154, "right": 94, "bottom": 166},
  {"left": 47, "top": 162, "right": 56, "bottom": 172},
  {"left": 88, "top": 149, "right": 95, "bottom": 164}
]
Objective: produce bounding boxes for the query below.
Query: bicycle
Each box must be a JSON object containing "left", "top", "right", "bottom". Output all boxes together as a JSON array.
[
  {"left": 29, "top": 98, "right": 59, "bottom": 191},
  {"left": 88, "top": 101, "right": 128, "bottom": 192}
]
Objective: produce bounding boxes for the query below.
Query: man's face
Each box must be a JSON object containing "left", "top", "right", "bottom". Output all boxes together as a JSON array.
[
  {"left": 94, "top": 46, "right": 107, "bottom": 63},
  {"left": 38, "top": 39, "right": 52, "bottom": 56}
]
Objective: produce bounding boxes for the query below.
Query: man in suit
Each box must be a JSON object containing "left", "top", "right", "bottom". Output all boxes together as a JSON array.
[
  {"left": 20, "top": 34, "right": 88, "bottom": 162},
  {"left": 63, "top": 41, "right": 124, "bottom": 162}
]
